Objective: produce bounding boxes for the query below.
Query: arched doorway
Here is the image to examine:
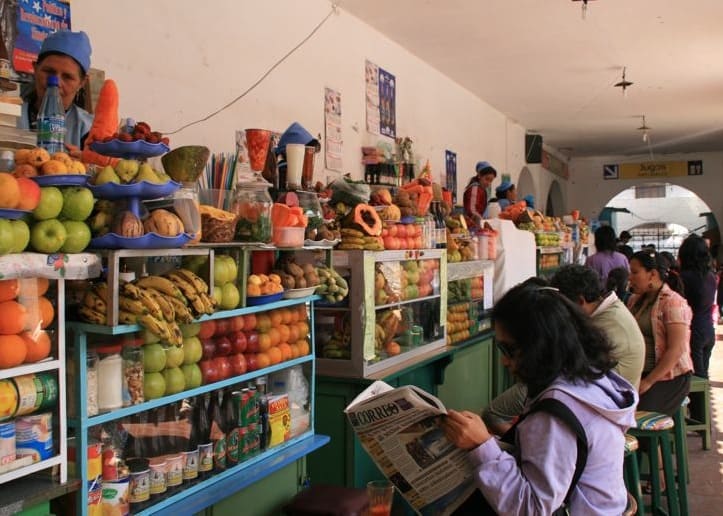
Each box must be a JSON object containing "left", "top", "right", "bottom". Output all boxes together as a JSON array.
[
  {"left": 603, "top": 182, "right": 720, "bottom": 256},
  {"left": 546, "top": 180, "right": 564, "bottom": 216},
  {"left": 517, "top": 166, "right": 535, "bottom": 204}
]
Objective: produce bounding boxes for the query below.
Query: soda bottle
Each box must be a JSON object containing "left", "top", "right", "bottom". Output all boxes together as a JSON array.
[
  {"left": 222, "top": 389, "right": 240, "bottom": 467},
  {"left": 183, "top": 399, "right": 200, "bottom": 482},
  {"left": 36, "top": 75, "right": 66, "bottom": 153},
  {"left": 196, "top": 394, "right": 213, "bottom": 479},
  {"left": 208, "top": 391, "right": 227, "bottom": 473}
]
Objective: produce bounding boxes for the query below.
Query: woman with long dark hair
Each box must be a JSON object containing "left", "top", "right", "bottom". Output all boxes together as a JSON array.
[
  {"left": 444, "top": 280, "right": 637, "bottom": 514},
  {"left": 627, "top": 251, "right": 693, "bottom": 415},
  {"left": 678, "top": 234, "right": 717, "bottom": 378},
  {"left": 585, "top": 225, "right": 630, "bottom": 284}
]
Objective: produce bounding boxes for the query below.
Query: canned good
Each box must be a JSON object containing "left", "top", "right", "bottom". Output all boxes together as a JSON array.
[
  {"left": 13, "top": 373, "right": 57, "bottom": 417},
  {"left": 102, "top": 445, "right": 127, "bottom": 481},
  {"left": 88, "top": 441, "right": 103, "bottom": 481},
  {"left": 88, "top": 483, "right": 103, "bottom": 516},
  {"left": 101, "top": 476, "right": 129, "bottom": 516},
  {"left": 0, "top": 379, "right": 18, "bottom": 421},
  {"left": 165, "top": 453, "right": 183, "bottom": 487},
  {"left": 127, "top": 458, "right": 150, "bottom": 504},
  {"left": 149, "top": 458, "right": 167, "bottom": 495},
  {"left": 15, "top": 412, "right": 53, "bottom": 461},
  {"left": 182, "top": 448, "right": 198, "bottom": 480},
  {"left": 0, "top": 421, "right": 15, "bottom": 465},
  {"left": 197, "top": 442, "right": 213, "bottom": 473}
]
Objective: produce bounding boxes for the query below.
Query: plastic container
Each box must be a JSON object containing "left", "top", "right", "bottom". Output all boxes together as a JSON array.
[
  {"left": 121, "top": 338, "right": 144, "bottom": 407},
  {"left": 37, "top": 75, "right": 66, "bottom": 153},
  {"left": 96, "top": 344, "right": 123, "bottom": 412},
  {"left": 273, "top": 226, "right": 305, "bottom": 248}
]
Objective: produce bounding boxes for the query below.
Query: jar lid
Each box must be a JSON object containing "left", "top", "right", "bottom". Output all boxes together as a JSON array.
[{"left": 95, "top": 344, "right": 122, "bottom": 354}]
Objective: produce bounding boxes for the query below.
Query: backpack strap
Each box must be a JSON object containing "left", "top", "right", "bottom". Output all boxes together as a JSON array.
[{"left": 527, "top": 398, "right": 588, "bottom": 508}]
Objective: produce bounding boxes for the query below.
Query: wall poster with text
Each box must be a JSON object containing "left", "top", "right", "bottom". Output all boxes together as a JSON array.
[
  {"left": 365, "top": 60, "right": 379, "bottom": 135},
  {"left": 378, "top": 67, "right": 396, "bottom": 138}
]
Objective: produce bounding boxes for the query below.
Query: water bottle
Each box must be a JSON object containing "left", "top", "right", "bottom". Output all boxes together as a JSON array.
[{"left": 36, "top": 75, "right": 66, "bottom": 153}]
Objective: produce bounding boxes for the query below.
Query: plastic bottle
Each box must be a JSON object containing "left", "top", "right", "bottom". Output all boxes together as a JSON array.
[{"left": 36, "top": 75, "right": 66, "bottom": 153}]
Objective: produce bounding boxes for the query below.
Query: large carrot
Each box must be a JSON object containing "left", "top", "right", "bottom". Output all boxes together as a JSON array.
[{"left": 82, "top": 79, "right": 120, "bottom": 167}]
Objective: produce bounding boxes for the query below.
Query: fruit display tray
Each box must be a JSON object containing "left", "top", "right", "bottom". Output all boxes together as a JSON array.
[
  {"left": 88, "top": 180, "right": 181, "bottom": 200},
  {"left": 0, "top": 208, "right": 31, "bottom": 220},
  {"left": 89, "top": 232, "right": 195, "bottom": 250},
  {"left": 90, "top": 139, "right": 170, "bottom": 159},
  {"left": 246, "top": 292, "right": 284, "bottom": 306},
  {"left": 31, "top": 175, "right": 90, "bottom": 187},
  {"left": 282, "top": 286, "right": 317, "bottom": 299}
]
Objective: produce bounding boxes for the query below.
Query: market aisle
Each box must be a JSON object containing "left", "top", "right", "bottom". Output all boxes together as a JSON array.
[{"left": 686, "top": 325, "right": 723, "bottom": 514}]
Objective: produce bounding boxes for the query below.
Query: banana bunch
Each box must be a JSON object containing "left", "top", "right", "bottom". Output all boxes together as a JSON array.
[
  {"left": 322, "top": 314, "right": 351, "bottom": 359},
  {"left": 315, "top": 266, "right": 349, "bottom": 304},
  {"left": 116, "top": 280, "right": 183, "bottom": 346},
  {"left": 79, "top": 282, "right": 110, "bottom": 325},
  {"left": 161, "top": 269, "right": 216, "bottom": 318}
]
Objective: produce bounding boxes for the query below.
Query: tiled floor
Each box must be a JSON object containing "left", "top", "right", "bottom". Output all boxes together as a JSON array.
[{"left": 686, "top": 327, "right": 723, "bottom": 515}]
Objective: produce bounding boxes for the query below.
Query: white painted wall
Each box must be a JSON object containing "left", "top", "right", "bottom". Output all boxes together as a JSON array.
[{"left": 70, "top": 0, "right": 527, "bottom": 200}]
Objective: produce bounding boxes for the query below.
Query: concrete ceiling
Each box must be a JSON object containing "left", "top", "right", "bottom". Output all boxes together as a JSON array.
[{"left": 340, "top": 0, "right": 723, "bottom": 158}]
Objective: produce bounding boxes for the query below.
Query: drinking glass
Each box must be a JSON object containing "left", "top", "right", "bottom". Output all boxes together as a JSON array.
[{"left": 367, "top": 480, "right": 394, "bottom": 516}]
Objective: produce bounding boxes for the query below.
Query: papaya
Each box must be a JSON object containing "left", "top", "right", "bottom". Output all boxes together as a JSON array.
[{"left": 342, "top": 203, "right": 382, "bottom": 236}]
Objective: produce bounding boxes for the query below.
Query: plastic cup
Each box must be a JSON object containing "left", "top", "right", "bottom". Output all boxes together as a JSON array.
[
  {"left": 285, "top": 143, "right": 305, "bottom": 190},
  {"left": 245, "top": 129, "right": 271, "bottom": 172},
  {"left": 301, "top": 146, "right": 316, "bottom": 190},
  {"left": 367, "top": 480, "right": 394, "bottom": 516}
]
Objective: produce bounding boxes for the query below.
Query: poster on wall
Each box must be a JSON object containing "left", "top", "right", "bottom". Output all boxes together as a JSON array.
[
  {"left": 365, "top": 60, "right": 380, "bottom": 135},
  {"left": 7, "top": 0, "right": 71, "bottom": 75},
  {"left": 378, "top": 67, "right": 396, "bottom": 138},
  {"left": 324, "top": 87, "right": 343, "bottom": 172},
  {"left": 445, "top": 150, "right": 457, "bottom": 204}
]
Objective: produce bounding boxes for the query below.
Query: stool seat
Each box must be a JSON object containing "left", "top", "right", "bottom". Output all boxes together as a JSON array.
[
  {"left": 635, "top": 410, "right": 674, "bottom": 431},
  {"left": 624, "top": 434, "right": 639, "bottom": 454},
  {"left": 687, "top": 375, "right": 711, "bottom": 450}
]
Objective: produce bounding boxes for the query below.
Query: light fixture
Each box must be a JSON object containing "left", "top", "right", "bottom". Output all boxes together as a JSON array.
[
  {"left": 572, "top": 0, "right": 597, "bottom": 19},
  {"left": 637, "top": 116, "right": 651, "bottom": 142},
  {"left": 614, "top": 67, "right": 633, "bottom": 97}
]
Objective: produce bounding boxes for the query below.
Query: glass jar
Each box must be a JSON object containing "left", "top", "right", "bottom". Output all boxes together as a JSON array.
[
  {"left": 86, "top": 350, "right": 99, "bottom": 416},
  {"left": 96, "top": 344, "right": 123, "bottom": 412},
  {"left": 296, "top": 190, "right": 323, "bottom": 241},
  {"left": 121, "top": 338, "right": 144, "bottom": 407},
  {"left": 231, "top": 175, "right": 273, "bottom": 243},
  {"left": 173, "top": 182, "right": 201, "bottom": 244}
]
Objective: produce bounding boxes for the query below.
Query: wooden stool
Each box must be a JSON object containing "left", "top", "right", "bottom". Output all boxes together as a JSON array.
[
  {"left": 671, "top": 405, "right": 689, "bottom": 513},
  {"left": 686, "top": 375, "right": 711, "bottom": 450},
  {"left": 623, "top": 434, "right": 645, "bottom": 516},
  {"left": 629, "top": 411, "right": 680, "bottom": 516}
]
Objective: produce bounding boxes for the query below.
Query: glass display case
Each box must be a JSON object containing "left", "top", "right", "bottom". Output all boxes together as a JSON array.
[
  {"left": 315, "top": 249, "right": 447, "bottom": 378},
  {"left": 446, "top": 260, "right": 494, "bottom": 345}
]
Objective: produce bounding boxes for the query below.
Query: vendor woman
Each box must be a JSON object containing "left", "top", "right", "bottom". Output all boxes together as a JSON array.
[
  {"left": 463, "top": 161, "right": 497, "bottom": 229},
  {"left": 18, "top": 30, "right": 94, "bottom": 155},
  {"left": 496, "top": 181, "right": 517, "bottom": 210}
]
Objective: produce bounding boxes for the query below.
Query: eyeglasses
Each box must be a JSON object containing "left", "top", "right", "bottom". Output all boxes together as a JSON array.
[{"left": 495, "top": 339, "right": 516, "bottom": 359}]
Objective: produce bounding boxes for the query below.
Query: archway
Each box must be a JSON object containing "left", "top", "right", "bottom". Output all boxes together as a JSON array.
[
  {"left": 517, "top": 166, "right": 535, "bottom": 205},
  {"left": 603, "top": 182, "right": 720, "bottom": 256},
  {"left": 546, "top": 180, "right": 564, "bottom": 216}
]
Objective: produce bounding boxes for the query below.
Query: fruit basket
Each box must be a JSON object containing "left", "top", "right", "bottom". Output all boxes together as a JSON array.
[
  {"left": 0, "top": 208, "right": 31, "bottom": 220},
  {"left": 32, "top": 175, "right": 90, "bottom": 187},
  {"left": 282, "top": 286, "right": 317, "bottom": 299},
  {"left": 246, "top": 292, "right": 284, "bottom": 306},
  {"left": 89, "top": 139, "right": 170, "bottom": 159}
]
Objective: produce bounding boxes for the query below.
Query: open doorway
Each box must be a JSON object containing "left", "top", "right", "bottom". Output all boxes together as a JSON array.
[
  {"left": 546, "top": 180, "right": 564, "bottom": 216},
  {"left": 600, "top": 182, "right": 720, "bottom": 257}
]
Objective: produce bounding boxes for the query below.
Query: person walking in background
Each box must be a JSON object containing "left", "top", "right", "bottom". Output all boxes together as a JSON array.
[
  {"left": 678, "top": 234, "right": 717, "bottom": 379},
  {"left": 463, "top": 161, "right": 497, "bottom": 229},
  {"left": 617, "top": 230, "right": 634, "bottom": 260},
  {"left": 445, "top": 280, "right": 637, "bottom": 515},
  {"left": 627, "top": 251, "right": 693, "bottom": 416},
  {"left": 586, "top": 225, "right": 630, "bottom": 284}
]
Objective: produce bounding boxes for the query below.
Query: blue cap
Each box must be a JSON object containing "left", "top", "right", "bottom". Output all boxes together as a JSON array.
[
  {"left": 495, "top": 181, "right": 514, "bottom": 196},
  {"left": 275, "top": 122, "right": 320, "bottom": 155},
  {"left": 523, "top": 194, "right": 535, "bottom": 208},
  {"left": 39, "top": 30, "right": 92, "bottom": 74},
  {"left": 475, "top": 161, "right": 496, "bottom": 175}
]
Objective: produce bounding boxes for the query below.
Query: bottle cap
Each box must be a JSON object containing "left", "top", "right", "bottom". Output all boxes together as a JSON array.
[{"left": 47, "top": 75, "right": 59, "bottom": 87}]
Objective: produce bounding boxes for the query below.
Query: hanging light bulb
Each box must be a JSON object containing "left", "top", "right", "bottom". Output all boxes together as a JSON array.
[
  {"left": 637, "top": 116, "right": 651, "bottom": 142},
  {"left": 582, "top": 0, "right": 588, "bottom": 19},
  {"left": 614, "top": 67, "right": 634, "bottom": 97}
]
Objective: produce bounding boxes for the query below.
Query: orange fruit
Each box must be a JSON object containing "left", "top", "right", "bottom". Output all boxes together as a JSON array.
[
  {"left": 278, "top": 324, "right": 290, "bottom": 344},
  {"left": 243, "top": 314, "right": 257, "bottom": 332},
  {"left": 0, "top": 300, "right": 28, "bottom": 335},
  {"left": 296, "top": 321, "right": 310, "bottom": 339},
  {"left": 0, "top": 334, "right": 27, "bottom": 368},
  {"left": 256, "top": 352, "right": 271, "bottom": 369},
  {"left": 246, "top": 283, "right": 261, "bottom": 297},
  {"left": 267, "top": 346, "right": 282, "bottom": 365},
  {"left": 256, "top": 314, "right": 271, "bottom": 333},
  {"left": 269, "top": 310, "right": 282, "bottom": 327},
  {"left": 267, "top": 327, "right": 281, "bottom": 347},
  {"left": 289, "top": 343, "right": 300, "bottom": 359},
  {"left": 287, "top": 323, "right": 299, "bottom": 344},
  {"left": 295, "top": 305, "right": 307, "bottom": 321},
  {"left": 17, "top": 278, "right": 50, "bottom": 298},
  {"left": 0, "top": 280, "right": 19, "bottom": 302},
  {"left": 20, "top": 330, "right": 51, "bottom": 363},
  {"left": 296, "top": 339, "right": 310, "bottom": 356},
  {"left": 257, "top": 333, "right": 272, "bottom": 352},
  {"left": 22, "top": 296, "right": 54, "bottom": 331},
  {"left": 280, "top": 308, "right": 293, "bottom": 325},
  {"left": 278, "top": 342, "right": 293, "bottom": 362}
]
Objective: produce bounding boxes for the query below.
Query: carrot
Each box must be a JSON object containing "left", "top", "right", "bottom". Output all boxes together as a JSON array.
[{"left": 85, "top": 79, "right": 119, "bottom": 145}]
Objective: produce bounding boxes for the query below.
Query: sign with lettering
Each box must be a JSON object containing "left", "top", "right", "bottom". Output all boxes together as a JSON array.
[
  {"left": 603, "top": 160, "right": 704, "bottom": 180},
  {"left": 11, "top": 0, "right": 72, "bottom": 75}
]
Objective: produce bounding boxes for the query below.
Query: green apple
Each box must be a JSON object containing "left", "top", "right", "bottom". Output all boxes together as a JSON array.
[
  {"left": 142, "top": 329, "right": 161, "bottom": 344},
  {"left": 32, "top": 187, "right": 63, "bottom": 220},
  {"left": 9, "top": 220, "right": 30, "bottom": 253},
  {"left": 60, "top": 220, "right": 91, "bottom": 253},
  {"left": 162, "top": 367, "right": 185, "bottom": 395},
  {"left": 181, "top": 363, "right": 202, "bottom": 389},
  {"left": 220, "top": 282, "right": 240, "bottom": 310},
  {"left": 0, "top": 219, "right": 14, "bottom": 255},
  {"left": 60, "top": 187, "right": 95, "bottom": 221},
  {"left": 213, "top": 255, "right": 237, "bottom": 286},
  {"left": 180, "top": 323, "right": 201, "bottom": 338},
  {"left": 212, "top": 287, "right": 223, "bottom": 307},
  {"left": 164, "top": 344, "right": 185, "bottom": 369},
  {"left": 144, "top": 371, "right": 166, "bottom": 399},
  {"left": 182, "top": 336, "right": 203, "bottom": 364},
  {"left": 94, "top": 165, "right": 120, "bottom": 185},
  {"left": 182, "top": 255, "right": 208, "bottom": 275},
  {"left": 143, "top": 343, "right": 166, "bottom": 373},
  {"left": 30, "top": 218, "right": 67, "bottom": 253}
]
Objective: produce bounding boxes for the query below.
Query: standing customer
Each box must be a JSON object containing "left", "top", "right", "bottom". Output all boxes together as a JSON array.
[
  {"left": 627, "top": 251, "right": 693, "bottom": 415},
  {"left": 586, "top": 225, "right": 630, "bottom": 284},
  {"left": 18, "top": 30, "right": 93, "bottom": 152},
  {"left": 678, "top": 234, "right": 717, "bottom": 378},
  {"left": 463, "top": 161, "right": 496, "bottom": 229},
  {"left": 445, "top": 280, "right": 637, "bottom": 515}
]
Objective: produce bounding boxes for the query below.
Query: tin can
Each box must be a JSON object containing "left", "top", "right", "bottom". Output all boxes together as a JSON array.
[
  {"left": 233, "top": 390, "right": 247, "bottom": 427},
  {"left": 149, "top": 458, "right": 167, "bottom": 495},
  {"left": 12, "top": 373, "right": 58, "bottom": 417},
  {"left": 237, "top": 427, "right": 248, "bottom": 462},
  {"left": 165, "top": 453, "right": 183, "bottom": 487},
  {"left": 88, "top": 441, "right": 103, "bottom": 481},
  {"left": 15, "top": 412, "right": 52, "bottom": 461},
  {"left": 197, "top": 442, "right": 213, "bottom": 474},
  {"left": 101, "top": 476, "right": 129, "bottom": 516},
  {"left": 88, "top": 482, "right": 103, "bottom": 516},
  {"left": 127, "top": 458, "right": 150, "bottom": 504},
  {"left": 0, "top": 421, "right": 15, "bottom": 465},
  {"left": 0, "top": 379, "right": 18, "bottom": 421},
  {"left": 182, "top": 448, "right": 199, "bottom": 480}
]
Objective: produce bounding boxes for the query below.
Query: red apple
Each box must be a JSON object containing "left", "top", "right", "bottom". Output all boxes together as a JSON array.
[
  {"left": 213, "top": 356, "right": 231, "bottom": 380},
  {"left": 201, "top": 338, "right": 217, "bottom": 360},
  {"left": 214, "top": 335, "right": 232, "bottom": 356},
  {"left": 228, "top": 353, "right": 247, "bottom": 376},
  {"left": 245, "top": 330, "right": 259, "bottom": 352},
  {"left": 229, "top": 315, "right": 245, "bottom": 333},
  {"left": 198, "top": 320, "right": 216, "bottom": 339},
  {"left": 229, "top": 330, "right": 247, "bottom": 354},
  {"left": 215, "top": 318, "right": 232, "bottom": 336},
  {"left": 243, "top": 314, "right": 257, "bottom": 332},
  {"left": 244, "top": 353, "right": 259, "bottom": 371},
  {"left": 199, "top": 359, "right": 219, "bottom": 384}
]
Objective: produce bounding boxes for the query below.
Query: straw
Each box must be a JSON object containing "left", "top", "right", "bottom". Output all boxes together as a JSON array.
[{"left": 202, "top": 152, "right": 238, "bottom": 195}]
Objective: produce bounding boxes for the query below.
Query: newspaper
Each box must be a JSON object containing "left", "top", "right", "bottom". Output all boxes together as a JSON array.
[{"left": 345, "top": 381, "right": 476, "bottom": 516}]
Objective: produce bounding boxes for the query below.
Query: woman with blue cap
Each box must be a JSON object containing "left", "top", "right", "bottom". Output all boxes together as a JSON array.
[
  {"left": 18, "top": 30, "right": 94, "bottom": 154},
  {"left": 496, "top": 181, "right": 516, "bottom": 210},
  {"left": 463, "top": 161, "right": 497, "bottom": 229}
]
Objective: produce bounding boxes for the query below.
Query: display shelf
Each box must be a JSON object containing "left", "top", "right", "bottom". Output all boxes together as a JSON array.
[
  {"left": 375, "top": 293, "right": 441, "bottom": 310},
  {"left": 0, "top": 476, "right": 80, "bottom": 515},
  {"left": 0, "top": 455, "right": 63, "bottom": 485},
  {"left": 0, "top": 359, "right": 61, "bottom": 381},
  {"left": 447, "top": 260, "right": 495, "bottom": 282},
  {"left": 537, "top": 246, "right": 562, "bottom": 254}
]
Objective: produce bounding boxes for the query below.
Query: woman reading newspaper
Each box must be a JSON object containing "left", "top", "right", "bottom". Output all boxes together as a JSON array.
[{"left": 443, "top": 279, "right": 638, "bottom": 515}]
